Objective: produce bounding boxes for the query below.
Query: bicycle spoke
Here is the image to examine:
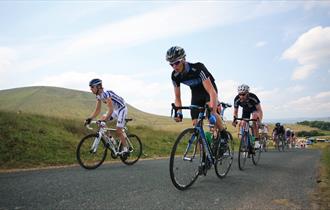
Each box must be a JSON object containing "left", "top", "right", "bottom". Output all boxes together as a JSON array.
[
  {"left": 120, "top": 134, "right": 142, "bottom": 165},
  {"left": 76, "top": 134, "right": 107, "bottom": 169},
  {"left": 215, "top": 131, "right": 233, "bottom": 178},
  {"left": 169, "top": 128, "right": 201, "bottom": 190}
]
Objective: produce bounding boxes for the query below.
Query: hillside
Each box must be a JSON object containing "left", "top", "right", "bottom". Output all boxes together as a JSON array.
[{"left": 0, "top": 86, "right": 190, "bottom": 132}]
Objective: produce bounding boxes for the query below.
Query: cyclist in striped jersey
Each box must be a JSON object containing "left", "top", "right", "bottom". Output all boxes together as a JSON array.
[{"left": 85, "top": 78, "right": 128, "bottom": 155}]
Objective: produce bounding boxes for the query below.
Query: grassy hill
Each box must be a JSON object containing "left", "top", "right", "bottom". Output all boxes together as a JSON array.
[{"left": 0, "top": 86, "right": 192, "bottom": 132}]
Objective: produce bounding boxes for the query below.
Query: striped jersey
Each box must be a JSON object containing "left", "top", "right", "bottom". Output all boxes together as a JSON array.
[
  {"left": 96, "top": 90, "right": 126, "bottom": 110},
  {"left": 171, "top": 62, "right": 216, "bottom": 91}
]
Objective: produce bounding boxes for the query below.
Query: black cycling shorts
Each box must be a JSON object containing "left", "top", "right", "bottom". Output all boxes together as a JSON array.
[{"left": 190, "top": 85, "right": 218, "bottom": 120}]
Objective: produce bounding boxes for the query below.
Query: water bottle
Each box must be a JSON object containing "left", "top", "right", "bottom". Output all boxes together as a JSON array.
[
  {"left": 205, "top": 131, "right": 212, "bottom": 145},
  {"left": 251, "top": 135, "right": 255, "bottom": 145},
  {"left": 110, "top": 136, "right": 117, "bottom": 147}
]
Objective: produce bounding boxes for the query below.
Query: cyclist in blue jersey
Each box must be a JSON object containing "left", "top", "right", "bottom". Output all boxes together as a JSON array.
[
  {"left": 85, "top": 78, "right": 128, "bottom": 155},
  {"left": 166, "top": 46, "right": 227, "bottom": 142},
  {"left": 232, "top": 84, "right": 263, "bottom": 152}
]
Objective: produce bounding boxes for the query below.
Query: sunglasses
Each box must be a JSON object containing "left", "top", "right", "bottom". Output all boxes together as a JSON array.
[
  {"left": 239, "top": 93, "right": 247, "bottom": 96},
  {"left": 170, "top": 59, "right": 182, "bottom": 67}
]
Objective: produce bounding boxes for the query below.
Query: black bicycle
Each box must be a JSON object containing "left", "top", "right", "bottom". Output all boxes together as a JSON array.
[
  {"left": 235, "top": 117, "right": 261, "bottom": 170},
  {"left": 169, "top": 103, "right": 234, "bottom": 190}
]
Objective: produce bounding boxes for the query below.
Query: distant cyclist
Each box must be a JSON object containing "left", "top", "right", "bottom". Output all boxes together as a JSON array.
[
  {"left": 232, "top": 84, "right": 263, "bottom": 152},
  {"left": 85, "top": 78, "right": 129, "bottom": 155},
  {"left": 272, "top": 122, "right": 285, "bottom": 146},
  {"left": 166, "top": 46, "right": 227, "bottom": 146},
  {"left": 285, "top": 128, "right": 292, "bottom": 146}
]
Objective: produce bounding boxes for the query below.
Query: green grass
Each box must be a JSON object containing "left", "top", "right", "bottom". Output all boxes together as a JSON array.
[{"left": 0, "top": 110, "right": 179, "bottom": 169}]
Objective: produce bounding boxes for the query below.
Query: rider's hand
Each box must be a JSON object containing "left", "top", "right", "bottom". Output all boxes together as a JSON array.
[
  {"left": 174, "top": 112, "right": 183, "bottom": 122},
  {"left": 84, "top": 117, "right": 92, "bottom": 126}
]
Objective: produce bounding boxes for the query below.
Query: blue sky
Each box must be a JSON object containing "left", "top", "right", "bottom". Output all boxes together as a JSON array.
[{"left": 0, "top": 1, "right": 330, "bottom": 120}]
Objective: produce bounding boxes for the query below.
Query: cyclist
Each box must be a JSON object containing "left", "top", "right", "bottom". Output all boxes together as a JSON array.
[
  {"left": 166, "top": 46, "right": 227, "bottom": 148},
  {"left": 285, "top": 128, "right": 292, "bottom": 146},
  {"left": 232, "top": 84, "right": 263, "bottom": 153},
  {"left": 85, "top": 78, "right": 129, "bottom": 155},
  {"left": 272, "top": 122, "right": 285, "bottom": 147}
]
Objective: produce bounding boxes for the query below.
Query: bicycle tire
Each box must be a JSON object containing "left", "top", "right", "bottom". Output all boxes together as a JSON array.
[
  {"left": 120, "top": 134, "right": 142, "bottom": 165},
  {"left": 252, "top": 140, "right": 261, "bottom": 165},
  {"left": 238, "top": 132, "right": 248, "bottom": 170},
  {"left": 76, "top": 133, "right": 107, "bottom": 170},
  {"left": 215, "top": 131, "right": 234, "bottom": 178},
  {"left": 169, "top": 128, "right": 201, "bottom": 190}
]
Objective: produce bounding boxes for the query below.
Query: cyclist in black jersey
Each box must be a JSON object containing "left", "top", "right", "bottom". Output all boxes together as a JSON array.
[
  {"left": 166, "top": 46, "right": 226, "bottom": 139},
  {"left": 232, "top": 84, "right": 263, "bottom": 150},
  {"left": 272, "top": 122, "right": 285, "bottom": 146}
]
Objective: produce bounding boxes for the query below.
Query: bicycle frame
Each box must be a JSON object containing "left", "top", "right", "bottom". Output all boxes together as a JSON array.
[
  {"left": 172, "top": 104, "right": 215, "bottom": 165},
  {"left": 87, "top": 121, "right": 131, "bottom": 156}
]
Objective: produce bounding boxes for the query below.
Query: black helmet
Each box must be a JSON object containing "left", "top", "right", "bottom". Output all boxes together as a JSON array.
[
  {"left": 89, "top": 78, "right": 102, "bottom": 87},
  {"left": 166, "top": 46, "right": 186, "bottom": 63},
  {"left": 275, "top": 122, "right": 280, "bottom": 127}
]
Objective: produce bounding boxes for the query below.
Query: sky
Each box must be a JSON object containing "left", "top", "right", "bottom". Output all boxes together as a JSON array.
[{"left": 0, "top": 1, "right": 330, "bottom": 121}]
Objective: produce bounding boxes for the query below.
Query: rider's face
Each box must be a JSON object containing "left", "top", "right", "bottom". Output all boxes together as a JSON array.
[
  {"left": 90, "top": 86, "right": 98, "bottom": 94},
  {"left": 239, "top": 92, "right": 248, "bottom": 102},
  {"left": 170, "top": 59, "right": 184, "bottom": 73}
]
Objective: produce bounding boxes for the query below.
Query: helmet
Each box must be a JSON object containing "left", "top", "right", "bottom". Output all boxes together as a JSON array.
[
  {"left": 89, "top": 78, "right": 102, "bottom": 87},
  {"left": 238, "top": 84, "right": 250, "bottom": 93},
  {"left": 275, "top": 122, "right": 280, "bottom": 127},
  {"left": 166, "top": 46, "right": 186, "bottom": 63}
]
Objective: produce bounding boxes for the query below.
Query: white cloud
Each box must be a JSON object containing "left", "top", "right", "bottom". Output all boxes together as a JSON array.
[
  {"left": 287, "top": 91, "right": 330, "bottom": 114},
  {"left": 291, "top": 64, "right": 317, "bottom": 80},
  {"left": 256, "top": 41, "right": 267, "bottom": 47},
  {"left": 282, "top": 26, "right": 330, "bottom": 80}
]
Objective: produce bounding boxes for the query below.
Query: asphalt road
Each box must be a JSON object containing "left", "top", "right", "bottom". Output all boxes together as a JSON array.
[{"left": 0, "top": 149, "right": 321, "bottom": 210}]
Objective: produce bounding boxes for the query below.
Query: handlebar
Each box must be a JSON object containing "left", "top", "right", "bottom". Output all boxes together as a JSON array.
[
  {"left": 171, "top": 103, "right": 210, "bottom": 118},
  {"left": 85, "top": 118, "right": 133, "bottom": 130},
  {"left": 233, "top": 117, "right": 258, "bottom": 122}
]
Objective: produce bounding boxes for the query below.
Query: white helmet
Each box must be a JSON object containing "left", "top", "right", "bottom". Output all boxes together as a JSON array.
[{"left": 238, "top": 84, "right": 250, "bottom": 93}]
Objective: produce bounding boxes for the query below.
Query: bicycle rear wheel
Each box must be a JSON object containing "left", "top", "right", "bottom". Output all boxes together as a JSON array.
[
  {"left": 120, "top": 134, "right": 142, "bottom": 165},
  {"left": 215, "top": 131, "right": 234, "bottom": 178},
  {"left": 76, "top": 134, "right": 107, "bottom": 169},
  {"left": 169, "top": 128, "right": 202, "bottom": 190},
  {"left": 238, "top": 133, "right": 248, "bottom": 170}
]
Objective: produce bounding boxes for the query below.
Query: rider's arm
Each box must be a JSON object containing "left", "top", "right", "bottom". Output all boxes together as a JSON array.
[
  {"left": 174, "top": 86, "right": 182, "bottom": 108},
  {"left": 232, "top": 107, "right": 239, "bottom": 126},
  {"left": 202, "top": 78, "right": 217, "bottom": 113},
  {"left": 89, "top": 100, "right": 102, "bottom": 119},
  {"left": 100, "top": 97, "right": 113, "bottom": 121},
  {"left": 256, "top": 103, "right": 263, "bottom": 121}
]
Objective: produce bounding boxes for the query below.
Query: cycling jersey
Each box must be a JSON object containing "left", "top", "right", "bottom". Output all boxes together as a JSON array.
[
  {"left": 273, "top": 126, "right": 285, "bottom": 135},
  {"left": 96, "top": 90, "right": 127, "bottom": 127},
  {"left": 234, "top": 93, "right": 260, "bottom": 118},
  {"left": 96, "top": 90, "right": 126, "bottom": 110},
  {"left": 171, "top": 62, "right": 218, "bottom": 119}
]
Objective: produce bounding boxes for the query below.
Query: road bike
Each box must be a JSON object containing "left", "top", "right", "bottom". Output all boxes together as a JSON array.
[
  {"left": 76, "top": 119, "right": 142, "bottom": 169},
  {"left": 169, "top": 103, "right": 234, "bottom": 190},
  {"left": 274, "top": 134, "right": 285, "bottom": 152},
  {"left": 259, "top": 124, "right": 269, "bottom": 152},
  {"left": 235, "top": 117, "right": 261, "bottom": 170}
]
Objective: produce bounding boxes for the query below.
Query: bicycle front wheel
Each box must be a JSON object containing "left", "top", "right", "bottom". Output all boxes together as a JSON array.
[
  {"left": 169, "top": 128, "right": 202, "bottom": 190},
  {"left": 76, "top": 134, "right": 107, "bottom": 169},
  {"left": 252, "top": 141, "right": 262, "bottom": 165},
  {"left": 120, "top": 134, "right": 142, "bottom": 165},
  {"left": 238, "top": 133, "right": 248, "bottom": 171},
  {"left": 215, "top": 131, "right": 234, "bottom": 178}
]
